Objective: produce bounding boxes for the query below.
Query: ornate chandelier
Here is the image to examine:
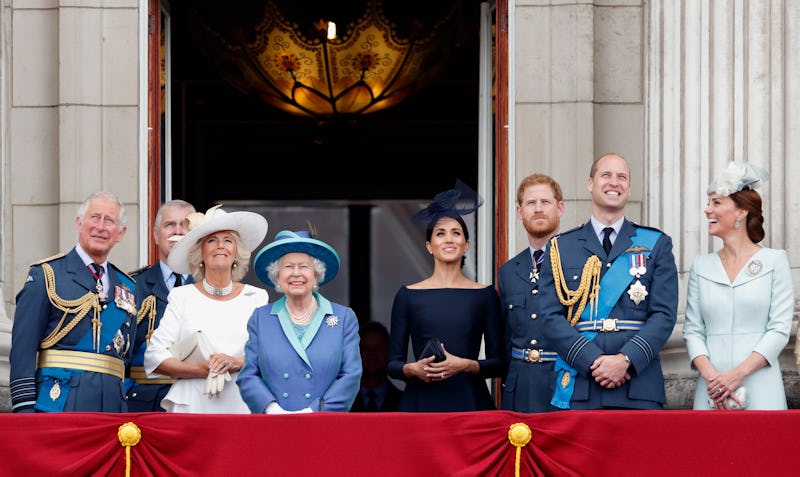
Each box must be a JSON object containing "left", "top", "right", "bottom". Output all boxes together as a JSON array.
[{"left": 191, "top": 0, "right": 464, "bottom": 120}]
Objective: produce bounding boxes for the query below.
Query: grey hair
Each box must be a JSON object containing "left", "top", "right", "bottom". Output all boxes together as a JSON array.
[
  {"left": 154, "top": 199, "right": 196, "bottom": 231},
  {"left": 266, "top": 254, "right": 326, "bottom": 292},
  {"left": 77, "top": 191, "right": 128, "bottom": 229},
  {"left": 186, "top": 230, "right": 252, "bottom": 282}
]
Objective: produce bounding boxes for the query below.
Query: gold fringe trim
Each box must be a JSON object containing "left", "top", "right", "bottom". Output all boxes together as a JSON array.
[
  {"left": 136, "top": 295, "right": 157, "bottom": 343},
  {"left": 39, "top": 263, "right": 102, "bottom": 351},
  {"left": 549, "top": 236, "right": 602, "bottom": 326}
]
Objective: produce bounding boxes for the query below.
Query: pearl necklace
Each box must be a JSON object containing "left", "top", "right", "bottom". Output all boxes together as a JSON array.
[
  {"left": 288, "top": 300, "right": 317, "bottom": 326},
  {"left": 203, "top": 278, "right": 234, "bottom": 297}
]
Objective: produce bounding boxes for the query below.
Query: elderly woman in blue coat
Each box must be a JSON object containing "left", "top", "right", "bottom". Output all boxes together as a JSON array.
[{"left": 237, "top": 229, "right": 362, "bottom": 413}]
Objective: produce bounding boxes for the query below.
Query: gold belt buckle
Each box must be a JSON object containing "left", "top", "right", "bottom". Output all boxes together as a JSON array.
[
  {"left": 526, "top": 349, "right": 542, "bottom": 362},
  {"left": 601, "top": 318, "right": 618, "bottom": 332}
]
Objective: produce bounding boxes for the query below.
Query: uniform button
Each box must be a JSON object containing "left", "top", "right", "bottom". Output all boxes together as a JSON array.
[
  {"left": 102, "top": 304, "right": 108, "bottom": 310},
  {"left": 572, "top": 275, "right": 578, "bottom": 280},
  {"left": 532, "top": 289, "right": 539, "bottom": 295},
  {"left": 508, "top": 304, "right": 513, "bottom": 310},
  {"left": 305, "top": 373, "right": 311, "bottom": 379},
  {"left": 105, "top": 345, "right": 112, "bottom": 351},
  {"left": 304, "top": 393, "right": 311, "bottom": 399},
  {"left": 530, "top": 314, "right": 537, "bottom": 320},
  {"left": 606, "top": 262, "right": 611, "bottom": 268},
  {"left": 131, "top": 392, "right": 138, "bottom": 398},
  {"left": 530, "top": 339, "right": 538, "bottom": 346},
  {"left": 282, "top": 373, "right": 289, "bottom": 379},
  {"left": 282, "top": 392, "right": 289, "bottom": 398}
]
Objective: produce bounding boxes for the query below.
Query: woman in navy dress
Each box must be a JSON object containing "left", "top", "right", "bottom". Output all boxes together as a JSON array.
[{"left": 387, "top": 180, "right": 505, "bottom": 412}]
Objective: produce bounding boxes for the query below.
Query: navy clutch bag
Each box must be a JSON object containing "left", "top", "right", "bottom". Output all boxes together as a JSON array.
[{"left": 419, "top": 338, "right": 446, "bottom": 362}]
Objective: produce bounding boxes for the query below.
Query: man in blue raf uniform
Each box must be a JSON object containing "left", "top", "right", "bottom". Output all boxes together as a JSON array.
[
  {"left": 498, "top": 173, "right": 564, "bottom": 412},
  {"left": 10, "top": 191, "right": 137, "bottom": 413},
  {"left": 127, "top": 199, "right": 195, "bottom": 411},
  {"left": 537, "top": 153, "right": 678, "bottom": 410}
]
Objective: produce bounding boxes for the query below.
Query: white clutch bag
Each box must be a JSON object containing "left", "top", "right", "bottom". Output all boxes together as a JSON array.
[
  {"left": 168, "top": 330, "right": 214, "bottom": 364},
  {"left": 707, "top": 386, "right": 748, "bottom": 410}
]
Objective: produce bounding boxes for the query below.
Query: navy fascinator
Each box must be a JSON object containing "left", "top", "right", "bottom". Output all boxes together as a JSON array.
[{"left": 412, "top": 179, "right": 484, "bottom": 224}]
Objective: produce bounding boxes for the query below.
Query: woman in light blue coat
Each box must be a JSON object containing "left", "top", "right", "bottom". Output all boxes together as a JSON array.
[
  {"left": 237, "top": 229, "right": 361, "bottom": 413},
  {"left": 683, "top": 162, "right": 794, "bottom": 410}
]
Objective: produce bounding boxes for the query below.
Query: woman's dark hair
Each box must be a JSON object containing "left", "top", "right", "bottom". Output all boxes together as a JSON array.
[
  {"left": 426, "top": 214, "right": 469, "bottom": 268},
  {"left": 729, "top": 188, "right": 765, "bottom": 243}
]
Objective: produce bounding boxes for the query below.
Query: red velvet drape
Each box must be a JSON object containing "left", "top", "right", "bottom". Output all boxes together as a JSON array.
[{"left": 0, "top": 410, "right": 797, "bottom": 476}]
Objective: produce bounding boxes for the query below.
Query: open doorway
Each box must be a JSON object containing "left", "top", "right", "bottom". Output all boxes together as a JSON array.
[{"left": 156, "top": 0, "right": 493, "bottom": 329}]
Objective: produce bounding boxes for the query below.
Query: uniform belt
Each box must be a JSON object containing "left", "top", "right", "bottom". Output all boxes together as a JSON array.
[
  {"left": 38, "top": 349, "right": 125, "bottom": 380},
  {"left": 511, "top": 347, "right": 558, "bottom": 363},
  {"left": 129, "top": 365, "right": 176, "bottom": 385},
  {"left": 574, "top": 318, "right": 646, "bottom": 332}
]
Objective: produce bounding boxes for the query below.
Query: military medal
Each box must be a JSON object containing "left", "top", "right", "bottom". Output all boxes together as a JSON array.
[
  {"left": 114, "top": 285, "right": 137, "bottom": 315},
  {"left": 629, "top": 253, "right": 647, "bottom": 278},
  {"left": 627, "top": 279, "right": 648, "bottom": 305},
  {"left": 746, "top": 259, "right": 762, "bottom": 276},
  {"left": 530, "top": 250, "right": 545, "bottom": 284},
  {"left": 49, "top": 381, "right": 61, "bottom": 401}
]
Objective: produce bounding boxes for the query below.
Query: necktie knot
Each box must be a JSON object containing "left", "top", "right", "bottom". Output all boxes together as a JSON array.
[
  {"left": 532, "top": 249, "right": 544, "bottom": 269},
  {"left": 173, "top": 273, "right": 182, "bottom": 288},
  {"left": 88, "top": 263, "right": 104, "bottom": 279},
  {"left": 602, "top": 227, "right": 614, "bottom": 255}
]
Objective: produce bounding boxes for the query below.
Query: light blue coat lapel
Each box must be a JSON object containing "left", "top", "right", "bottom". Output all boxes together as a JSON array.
[{"left": 275, "top": 292, "right": 335, "bottom": 368}]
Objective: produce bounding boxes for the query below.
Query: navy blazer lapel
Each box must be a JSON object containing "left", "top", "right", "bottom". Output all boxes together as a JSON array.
[
  {"left": 67, "top": 247, "right": 97, "bottom": 293},
  {"left": 579, "top": 222, "right": 604, "bottom": 257},
  {"left": 512, "top": 249, "right": 534, "bottom": 282},
  {"left": 611, "top": 220, "right": 636, "bottom": 260},
  {"left": 150, "top": 270, "right": 170, "bottom": 304}
]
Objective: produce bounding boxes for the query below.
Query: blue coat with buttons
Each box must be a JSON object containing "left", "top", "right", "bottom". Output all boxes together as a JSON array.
[
  {"left": 9, "top": 247, "right": 137, "bottom": 413},
  {"left": 237, "top": 293, "right": 362, "bottom": 413},
  {"left": 498, "top": 245, "right": 560, "bottom": 413},
  {"left": 536, "top": 220, "right": 678, "bottom": 410}
]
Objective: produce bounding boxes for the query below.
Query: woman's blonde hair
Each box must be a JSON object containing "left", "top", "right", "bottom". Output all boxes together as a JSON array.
[{"left": 187, "top": 230, "right": 252, "bottom": 282}]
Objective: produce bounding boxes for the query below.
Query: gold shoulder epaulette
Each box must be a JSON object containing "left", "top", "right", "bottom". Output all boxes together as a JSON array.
[{"left": 30, "top": 252, "right": 66, "bottom": 266}]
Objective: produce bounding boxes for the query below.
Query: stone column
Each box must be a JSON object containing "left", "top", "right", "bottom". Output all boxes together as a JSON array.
[{"left": 647, "top": 0, "right": 800, "bottom": 407}]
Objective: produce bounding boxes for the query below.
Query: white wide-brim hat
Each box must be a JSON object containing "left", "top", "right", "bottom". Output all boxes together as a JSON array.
[{"left": 168, "top": 204, "right": 268, "bottom": 275}]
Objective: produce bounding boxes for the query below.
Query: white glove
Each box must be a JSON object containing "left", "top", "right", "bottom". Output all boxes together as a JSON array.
[
  {"left": 264, "top": 402, "right": 312, "bottom": 414},
  {"left": 203, "top": 371, "right": 231, "bottom": 398},
  {"left": 265, "top": 401, "right": 289, "bottom": 414}
]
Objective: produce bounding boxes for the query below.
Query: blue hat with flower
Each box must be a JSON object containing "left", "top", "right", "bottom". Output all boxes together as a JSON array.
[
  {"left": 253, "top": 229, "right": 340, "bottom": 288},
  {"left": 412, "top": 179, "right": 483, "bottom": 225}
]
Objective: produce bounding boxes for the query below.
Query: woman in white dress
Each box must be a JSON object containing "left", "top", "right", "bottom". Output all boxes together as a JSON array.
[
  {"left": 683, "top": 162, "right": 794, "bottom": 410},
  {"left": 144, "top": 205, "right": 269, "bottom": 413}
]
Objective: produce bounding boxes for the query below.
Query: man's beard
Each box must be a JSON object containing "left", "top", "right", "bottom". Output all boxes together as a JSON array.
[{"left": 524, "top": 215, "right": 558, "bottom": 239}]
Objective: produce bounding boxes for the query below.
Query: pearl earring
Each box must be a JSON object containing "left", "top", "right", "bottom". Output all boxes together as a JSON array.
[{"left": 734, "top": 218, "right": 741, "bottom": 229}]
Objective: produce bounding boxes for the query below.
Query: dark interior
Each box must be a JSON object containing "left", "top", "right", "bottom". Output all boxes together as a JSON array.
[{"left": 166, "top": 0, "right": 486, "bottom": 319}]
